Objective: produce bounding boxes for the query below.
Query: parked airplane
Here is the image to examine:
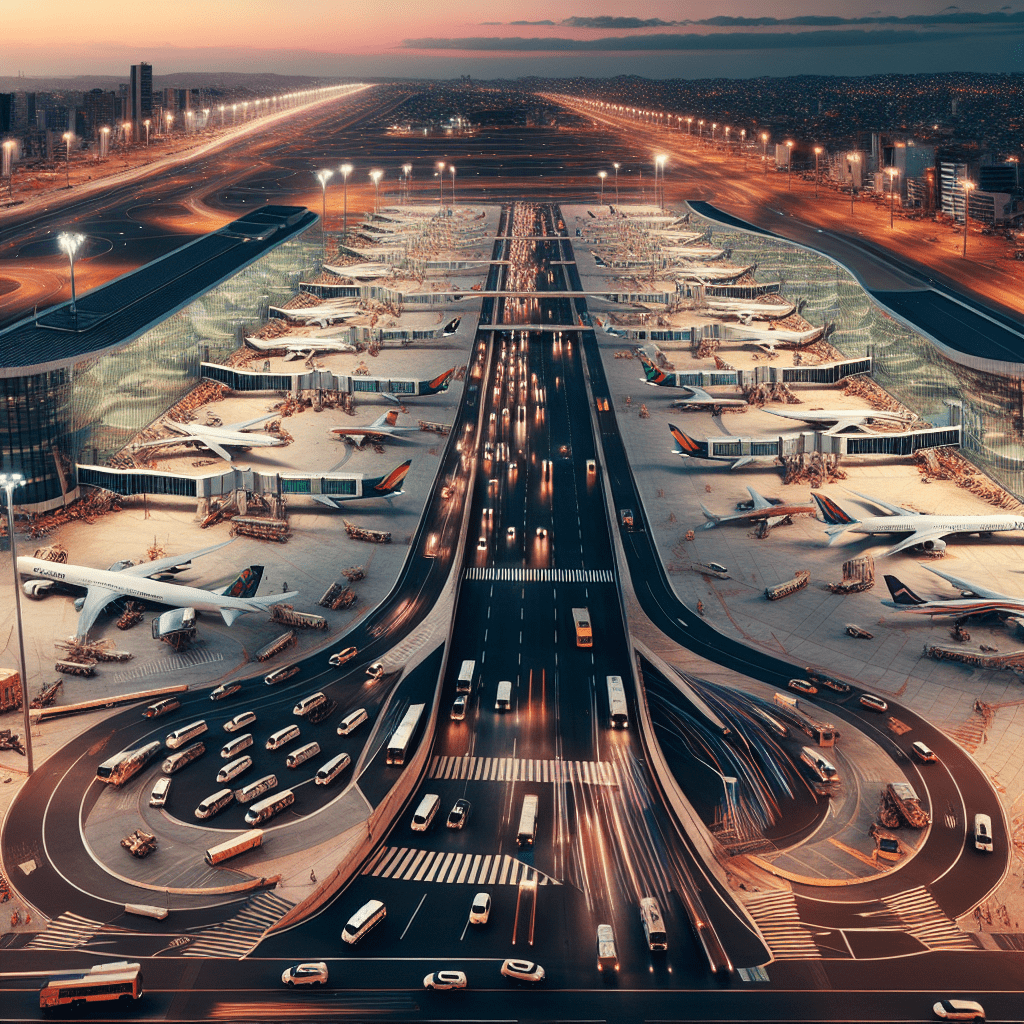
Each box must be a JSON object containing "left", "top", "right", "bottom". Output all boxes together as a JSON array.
[
  {"left": 640, "top": 355, "right": 746, "bottom": 406},
  {"left": 331, "top": 410, "right": 423, "bottom": 447},
  {"left": 882, "top": 567, "right": 1024, "bottom": 618},
  {"left": 133, "top": 414, "right": 285, "bottom": 463},
  {"left": 18, "top": 542, "right": 295, "bottom": 640},
  {"left": 245, "top": 336, "right": 358, "bottom": 355},
  {"left": 812, "top": 492, "right": 1024, "bottom": 556},
  {"left": 669, "top": 424, "right": 762, "bottom": 469},
  {"left": 700, "top": 487, "right": 815, "bottom": 530},
  {"left": 763, "top": 407, "right": 916, "bottom": 433}
]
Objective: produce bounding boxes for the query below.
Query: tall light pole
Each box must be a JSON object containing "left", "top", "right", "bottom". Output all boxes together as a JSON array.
[
  {"left": 143, "top": 118, "right": 150, "bottom": 147},
  {"left": 711, "top": 122, "right": 717, "bottom": 145},
  {"left": 847, "top": 152, "right": 859, "bottom": 215},
  {"left": 814, "top": 145, "right": 822, "bottom": 198},
  {"left": 962, "top": 179, "right": 975, "bottom": 258},
  {"left": 3, "top": 139, "right": 16, "bottom": 200},
  {"left": 887, "top": 167, "right": 899, "bottom": 228},
  {"left": 98, "top": 125, "right": 110, "bottom": 161},
  {"left": 402, "top": 163, "right": 412, "bottom": 205},
  {"left": 436, "top": 161, "right": 445, "bottom": 214},
  {"left": 57, "top": 230, "right": 86, "bottom": 319},
  {"left": 655, "top": 154, "right": 667, "bottom": 210},
  {"left": 62, "top": 131, "right": 72, "bottom": 187},
  {"left": 698, "top": 119, "right": 704, "bottom": 143},
  {"left": 740, "top": 128, "right": 747, "bottom": 163},
  {"left": 370, "top": 169, "right": 382, "bottom": 215},
  {"left": 219, "top": 104, "right": 225, "bottom": 127},
  {"left": 786, "top": 140, "right": 794, "bottom": 190},
  {"left": 165, "top": 113, "right": 174, "bottom": 137},
  {"left": 449, "top": 165, "right": 456, "bottom": 211},
  {"left": 598, "top": 170, "right": 607, "bottom": 205},
  {"left": 315, "top": 168, "right": 333, "bottom": 259},
  {"left": 761, "top": 132, "right": 769, "bottom": 177},
  {"left": 685, "top": 116, "right": 693, "bottom": 136},
  {"left": 612, "top": 162, "right": 620, "bottom": 206},
  {"left": 339, "top": 163, "right": 353, "bottom": 243},
  {"left": 121, "top": 122, "right": 132, "bottom": 167},
  {"left": 0, "top": 473, "right": 33, "bottom": 776}
]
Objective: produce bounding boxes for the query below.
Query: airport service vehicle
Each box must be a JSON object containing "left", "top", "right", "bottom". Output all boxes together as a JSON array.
[
  {"left": 217, "top": 756, "right": 253, "bottom": 783},
  {"left": 456, "top": 660, "right": 475, "bottom": 693},
  {"left": 224, "top": 711, "right": 257, "bottom": 732},
  {"left": 766, "top": 571, "right": 811, "bottom": 600},
  {"left": 423, "top": 971, "right": 467, "bottom": 991},
  {"left": 39, "top": 962, "right": 143, "bottom": 1011},
  {"left": 788, "top": 678, "right": 817, "bottom": 695},
  {"left": 640, "top": 896, "right": 668, "bottom": 951},
  {"left": 912, "top": 740, "right": 938, "bottom": 763},
  {"left": 337, "top": 707, "right": 368, "bottom": 735},
  {"left": 96, "top": 741, "right": 162, "bottom": 787},
  {"left": 221, "top": 734, "right": 253, "bottom": 759},
  {"left": 149, "top": 777, "right": 171, "bottom": 807},
  {"left": 447, "top": 798, "right": 470, "bottom": 830},
  {"left": 329, "top": 646, "right": 358, "bottom": 667},
  {"left": 341, "top": 900, "right": 386, "bottom": 945},
  {"left": 860, "top": 693, "right": 888, "bottom": 712},
  {"left": 974, "top": 813, "right": 994, "bottom": 853},
  {"left": 495, "top": 680, "right": 513, "bottom": 711},
  {"left": 572, "top": 607, "right": 593, "bottom": 648},
  {"left": 162, "top": 742, "right": 205, "bottom": 775},
  {"left": 933, "top": 1000, "right": 985, "bottom": 1022},
  {"left": 282, "top": 963, "right": 328, "bottom": 987},
  {"left": 411, "top": 793, "right": 440, "bottom": 831},
  {"left": 166, "top": 719, "right": 208, "bottom": 750},
  {"left": 517, "top": 794, "right": 539, "bottom": 847},
  {"left": 205, "top": 829, "right": 264, "bottom": 865},
  {"left": 235, "top": 775, "right": 277, "bottom": 804},
  {"left": 195, "top": 788, "right": 234, "bottom": 820},
  {"left": 244, "top": 789, "right": 295, "bottom": 826},
  {"left": 315, "top": 752, "right": 351, "bottom": 785},
  {"left": 120, "top": 829, "right": 157, "bottom": 858},
  {"left": 143, "top": 698, "right": 180, "bottom": 718},
  {"left": 469, "top": 892, "right": 491, "bottom": 925},
  {"left": 387, "top": 703, "right": 425, "bottom": 765},
  {"left": 210, "top": 682, "right": 241, "bottom": 701},
  {"left": 267, "top": 725, "right": 300, "bottom": 750},
  {"left": 500, "top": 959, "right": 545, "bottom": 983},
  {"left": 606, "top": 675, "right": 628, "bottom": 728},
  {"left": 293, "top": 692, "right": 327, "bottom": 717},
  {"left": 597, "top": 924, "right": 619, "bottom": 972},
  {"left": 451, "top": 695, "right": 467, "bottom": 720}
]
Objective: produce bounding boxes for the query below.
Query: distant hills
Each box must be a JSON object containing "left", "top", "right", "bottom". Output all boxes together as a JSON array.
[{"left": 0, "top": 72, "right": 354, "bottom": 93}]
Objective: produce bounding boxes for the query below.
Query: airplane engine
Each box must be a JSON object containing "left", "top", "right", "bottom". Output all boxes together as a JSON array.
[
  {"left": 23, "top": 580, "right": 53, "bottom": 599},
  {"left": 919, "top": 538, "right": 947, "bottom": 554}
]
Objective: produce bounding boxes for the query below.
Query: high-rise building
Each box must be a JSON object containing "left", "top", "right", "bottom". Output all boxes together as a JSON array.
[
  {"left": 130, "top": 62, "right": 152, "bottom": 128},
  {"left": 939, "top": 160, "right": 970, "bottom": 222},
  {"left": 0, "top": 94, "right": 13, "bottom": 135},
  {"left": 980, "top": 163, "right": 1018, "bottom": 194}
]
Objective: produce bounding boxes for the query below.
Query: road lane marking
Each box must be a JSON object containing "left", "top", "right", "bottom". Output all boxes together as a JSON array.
[{"left": 399, "top": 893, "right": 427, "bottom": 940}]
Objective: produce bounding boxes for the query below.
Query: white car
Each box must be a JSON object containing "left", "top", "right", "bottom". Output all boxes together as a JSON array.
[
  {"left": 423, "top": 970, "right": 467, "bottom": 991},
  {"left": 224, "top": 711, "right": 257, "bottom": 733},
  {"left": 500, "top": 958, "right": 545, "bottom": 983},
  {"left": 469, "top": 892, "right": 491, "bottom": 925},
  {"left": 933, "top": 1000, "right": 985, "bottom": 1022},
  {"left": 477, "top": 537, "right": 487, "bottom": 551},
  {"left": 149, "top": 777, "right": 171, "bottom": 808},
  {"left": 281, "top": 962, "right": 328, "bottom": 987}
]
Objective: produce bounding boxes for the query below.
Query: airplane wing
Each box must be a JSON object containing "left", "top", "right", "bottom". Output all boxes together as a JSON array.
[
  {"left": 189, "top": 434, "right": 235, "bottom": 461},
  {"left": 225, "top": 413, "right": 279, "bottom": 432},
  {"left": 882, "top": 529, "right": 948, "bottom": 557},
  {"left": 922, "top": 565, "right": 1014, "bottom": 602},
  {"left": 134, "top": 433, "right": 236, "bottom": 461},
  {"left": 118, "top": 540, "right": 235, "bottom": 579},
  {"left": 75, "top": 585, "right": 130, "bottom": 639},
  {"left": 853, "top": 491, "right": 920, "bottom": 517}
]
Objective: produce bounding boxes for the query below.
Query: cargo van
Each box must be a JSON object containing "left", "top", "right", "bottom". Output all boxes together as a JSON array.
[
  {"left": 220, "top": 733, "right": 254, "bottom": 760},
  {"left": 411, "top": 793, "right": 440, "bottom": 832},
  {"left": 267, "top": 725, "right": 301, "bottom": 750},
  {"left": 293, "top": 692, "right": 327, "bottom": 718},
  {"left": 341, "top": 899, "right": 386, "bottom": 945},
  {"left": 974, "top": 813, "right": 994, "bottom": 853},
  {"left": 337, "top": 708, "right": 369, "bottom": 736},
  {"left": 285, "top": 741, "right": 320, "bottom": 769},
  {"left": 235, "top": 774, "right": 277, "bottom": 804}
]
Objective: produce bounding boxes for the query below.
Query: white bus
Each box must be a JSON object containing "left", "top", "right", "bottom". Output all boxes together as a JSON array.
[
  {"left": 205, "top": 829, "right": 265, "bottom": 866},
  {"left": 517, "top": 794, "right": 539, "bottom": 847},
  {"left": 456, "top": 659, "right": 475, "bottom": 693},
  {"left": 161, "top": 741, "right": 205, "bottom": 775},
  {"left": 572, "top": 607, "right": 593, "bottom": 648},
  {"left": 341, "top": 899, "right": 386, "bottom": 945},
  {"left": 221, "top": 733, "right": 254, "bottom": 759},
  {"left": 217, "top": 755, "right": 252, "bottom": 783},
  {"left": 285, "top": 741, "right": 320, "bottom": 769},
  {"left": 244, "top": 788, "right": 295, "bottom": 826},
  {"left": 166, "top": 719, "right": 208, "bottom": 750},
  {"left": 640, "top": 896, "right": 668, "bottom": 951},
  {"left": 39, "top": 963, "right": 143, "bottom": 1011},
  {"left": 411, "top": 793, "right": 440, "bottom": 831},
  {"left": 96, "top": 741, "right": 162, "bottom": 787},
  {"left": 495, "top": 679, "right": 513, "bottom": 711},
  {"left": 386, "top": 703, "right": 426, "bottom": 765},
  {"left": 315, "top": 752, "right": 352, "bottom": 785},
  {"left": 606, "top": 675, "right": 628, "bottom": 728},
  {"left": 195, "top": 788, "right": 235, "bottom": 820},
  {"left": 236, "top": 774, "right": 277, "bottom": 804}
]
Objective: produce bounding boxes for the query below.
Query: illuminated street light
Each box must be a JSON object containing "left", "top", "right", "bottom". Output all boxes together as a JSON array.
[
  {"left": 370, "top": 168, "right": 383, "bottom": 215},
  {"left": 98, "top": 126, "right": 110, "bottom": 161},
  {"left": 786, "top": 140, "right": 794, "bottom": 190},
  {"left": 711, "top": 122, "right": 717, "bottom": 144},
  {"left": 698, "top": 119, "right": 704, "bottom": 142},
  {"left": 402, "top": 162, "right": 412, "bottom": 204},
  {"left": 339, "top": 162, "right": 353, "bottom": 242},
  {"left": 655, "top": 154, "right": 667, "bottom": 211},
  {"left": 121, "top": 122, "right": 132, "bottom": 167},
  {"left": 887, "top": 167, "right": 900, "bottom": 228},
  {"left": 57, "top": 231, "right": 86, "bottom": 315},
  {"left": 143, "top": 118, "right": 150, "bottom": 147},
  {"left": 813, "top": 145, "right": 822, "bottom": 198},
  {"left": 962, "top": 179, "right": 975, "bottom": 258},
  {"left": 62, "top": 131, "right": 73, "bottom": 187},
  {"left": 685, "top": 116, "right": 693, "bottom": 136},
  {"left": 165, "top": 113, "right": 174, "bottom": 137},
  {"left": 761, "top": 132, "right": 769, "bottom": 177},
  {"left": 612, "top": 162, "right": 620, "bottom": 206},
  {"left": 847, "top": 152, "right": 860, "bottom": 214},
  {"left": 219, "top": 104, "right": 225, "bottom": 127},
  {"left": 598, "top": 170, "right": 607, "bottom": 205},
  {"left": 449, "top": 165, "right": 456, "bottom": 212},
  {"left": 315, "top": 168, "right": 333, "bottom": 258},
  {"left": 0, "top": 472, "right": 33, "bottom": 776},
  {"left": 436, "top": 161, "right": 445, "bottom": 213},
  {"left": 2, "top": 139, "right": 15, "bottom": 199}
]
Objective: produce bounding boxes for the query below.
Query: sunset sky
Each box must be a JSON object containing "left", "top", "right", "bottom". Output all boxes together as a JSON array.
[{"left": 4, "top": 0, "right": 1024, "bottom": 78}]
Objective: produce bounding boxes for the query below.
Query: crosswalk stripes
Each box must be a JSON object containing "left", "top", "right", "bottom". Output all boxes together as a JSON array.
[
  {"left": 362, "top": 847, "right": 560, "bottom": 887},
  {"left": 26, "top": 912, "right": 103, "bottom": 950},
  {"left": 463, "top": 567, "right": 615, "bottom": 584},
  {"left": 881, "top": 887, "right": 977, "bottom": 950},
  {"left": 944, "top": 813, "right": 957, "bottom": 828},
  {"left": 737, "top": 965, "right": 770, "bottom": 983},
  {"left": 113, "top": 648, "right": 224, "bottom": 685},
  {"left": 428, "top": 754, "right": 618, "bottom": 787},
  {"left": 183, "top": 890, "right": 294, "bottom": 959},
  {"left": 742, "top": 892, "right": 821, "bottom": 960}
]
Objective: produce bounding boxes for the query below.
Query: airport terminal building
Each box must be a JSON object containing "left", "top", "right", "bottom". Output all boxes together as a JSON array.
[{"left": 0, "top": 206, "right": 319, "bottom": 511}]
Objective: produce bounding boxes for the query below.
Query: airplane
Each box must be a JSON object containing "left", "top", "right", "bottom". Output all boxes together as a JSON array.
[
  {"left": 331, "top": 410, "right": 425, "bottom": 447},
  {"left": 132, "top": 413, "right": 286, "bottom": 463},
  {"left": 669, "top": 424, "right": 763, "bottom": 469},
  {"left": 762, "top": 407, "right": 916, "bottom": 434},
  {"left": 309, "top": 460, "right": 413, "bottom": 509},
  {"left": 699, "top": 487, "right": 815, "bottom": 530},
  {"left": 812, "top": 492, "right": 1024, "bottom": 556},
  {"left": 17, "top": 542, "right": 296, "bottom": 640},
  {"left": 640, "top": 355, "right": 746, "bottom": 406},
  {"left": 882, "top": 567, "right": 1024, "bottom": 618},
  {"left": 245, "top": 336, "right": 358, "bottom": 355}
]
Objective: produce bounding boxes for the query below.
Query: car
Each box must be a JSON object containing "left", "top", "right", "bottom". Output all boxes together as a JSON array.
[
  {"left": 329, "top": 646, "right": 358, "bottom": 667},
  {"left": 912, "top": 740, "right": 938, "bottom": 763},
  {"left": 535, "top": 527, "right": 548, "bottom": 538},
  {"left": 224, "top": 711, "right": 257, "bottom": 732},
  {"left": 281, "top": 962, "right": 329, "bottom": 987},
  {"left": 859, "top": 693, "right": 889, "bottom": 712},
  {"left": 210, "top": 682, "right": 241, "bottom": 701},
  {"left": 500, "top": 959, "right": 545, "bottom": 983},
  {"left": 788, "top": 678, "right": 818, "bottom": 695},
  {"left": 149, "top": 776, "right": 171, "bottom": 808},
  {"left": 477, "top": 537, "right": 487, "bottom": 551},
  {"left": 365, "top": 662, "right": 385, "bottom": 681},
  {"left": 447, "top": 798, "right": 471, "bottom": 829},
  {"left": 469, "top": 892, "right": 491, "bottom": 925},
  {"left": 506, "top": 526, "right": 516, "bottom": 540},
  {"left": 423, "top": 970, "right": 467, "bottom": 991},
  {"left": 932, "top": 999, "right": 985, "bottom": 1021},
  {"left": 451, "top": 695, "right": 467, "bottom": 721},
  {"left": 619, "top": 509, "right": 634, "bottom": 529}
]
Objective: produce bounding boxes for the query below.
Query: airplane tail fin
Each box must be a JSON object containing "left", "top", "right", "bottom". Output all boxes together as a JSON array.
[
  {"left": 219, "top": 589, "right": 300, "bottom": 626},
  {"left": 812, "top": 492, "right": 859, "bottom": 526},
  {"left": 883, "top": 575, "right": 926, "bottom": 606},
  {"left": 699, "top": 503, "right": 721, "bottom": 528},
  {"left": 426, "top": 368, "right": 456, "bottom": 394},
  {"left": 371, "top": 460, "right": 412, "bottom": 496},
  {"left": 220, "top": 565, "right": 264, "bottom": 599},
  {"left": 669, "top": 424, "right": 707, "bottom": 458}
]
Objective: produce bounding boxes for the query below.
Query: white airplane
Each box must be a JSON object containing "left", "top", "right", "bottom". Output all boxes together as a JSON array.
[
  {"left": 812, "top": 492, "right": 1024, "bottom": 556},
  {"left": 133, "top": 414, "right": 285, "bottom": 463},
  {"left": 331, "top": 409, "right": 424, "bottom": 447},
  {"left": 245, "top": 335, "right": 358, "bottom": 355},
  {"left": 18, "top": 542, "right": 296, "bottom": 640},
  {"left": 763, "top": 407, "right": 916, "bottom": 434},
  {"left": 668, "top": 386, "right": 747, "bottom": 411},
  {"left": 883, "top": 566, "right": 1024, "bottom": 618},
  {"left": 700, "top": 487, "right": 815, "bottom": 530}
]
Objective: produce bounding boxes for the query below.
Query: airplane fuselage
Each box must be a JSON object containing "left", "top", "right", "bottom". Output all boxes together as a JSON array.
[
  {"left": 167, "top": 424, "right": 284, "bottom": 448},
  {"left": 848, "top": 516, "right": 1024, "bottom": 537},
  {"left": 882, "top": 596, "right": 1024, "bottom": 617}
]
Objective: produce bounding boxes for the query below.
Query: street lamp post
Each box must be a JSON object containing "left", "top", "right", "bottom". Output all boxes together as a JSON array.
[
  {"left": 402, "top": 163, "right": 412, "bottom": 205},
  {"left": 740, "top": 128, "right": 746, "bottom": 163},
  {"left": 887, "top": 167, "right": 899, "bottom": 228},
  {"left": 598, "top": 170, "right": 607, "bottom": 205},
  {"left": 370, "top": 169, "right": 382, "bottom": 215},
  {"left": 143, "top": 119, "right": 150, "bottom": 147},
  {"left": 449, "top": 165, "right": 456, "bottom": 212},
  {"left": 761, "top": 133, "right": 769, "bottom": 177},
  {"left": 612, "top": 162, "right": 620, "bottom": 206},
  {"left": 698, "top": 119, "right": 704, "bottom": 143},
  {"left": 62, "top": 132, "right": 72, "bottom": 187},
  {"left": 121, "top": 122, "right": 132, "bottom": 167},
  {"left": 436, "top": 161, "right": 445, "bottom": 214},
  {"left": 685, "top": 116, "right": 692, "bottom": 136},
  {"left": 339, "top": 163, "right": 353, "bottom": 241},
  {"left": 98, "top": 126, "right": 110, "bottom": 161},
  {"left": 785, "top": 140, "right": 794, "bottom": 189},
  {"left": 57, "top": 231, "right": 86, "bottom": 317},
  {"left": 0, "top": 473, "right": 33, "bottom": 776},
  {"left": 315, "top": 168, "right": 333, "bottom": 259},
  {"left": 813, "top": 146, "right": 822, "bottom": 198},
  {"left": 655, "top": 154, "right": 667, "bottom": 211},
  {"left": 3, "top": 140, "right": 16, "bottom": 200},
  {"left": 962, "top": 179, "right": 975, "bottom": 258}
]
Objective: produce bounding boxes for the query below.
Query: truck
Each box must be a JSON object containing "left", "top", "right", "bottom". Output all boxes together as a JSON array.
[
  {"left": 881, "top": 781, "right": 930, "bottom": 829},
  {"left": 765, "top": 570, "right": 810, "bottom": 601},
  {"left": 0, "top": 669, "right": 22, "bottom": 712}
]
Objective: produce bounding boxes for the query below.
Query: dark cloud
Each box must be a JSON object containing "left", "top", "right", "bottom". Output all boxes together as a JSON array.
[
  {"left": 561, "top": 17, "right": 676, "bottom": 29},
  {"left": 403, "top": 28, "right": 988, "bottom": 52},
  {"left": 508, "top": 20, "right": 556, "bottom": 25}
]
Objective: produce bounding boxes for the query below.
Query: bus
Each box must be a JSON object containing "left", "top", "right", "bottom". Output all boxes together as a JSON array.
[
  {"left": 161, "top": 741, "right": 205, "bottom": 775},
  {"left": 572, "top": 608, "right": 593, "bottom": 648},
  {"left": 495, "top": 679, "right": 513, "bottom": 711},
  {"left": 244, "top": 789, "right": 296, "bottom": 826},
  {"left": 194, "top": 788, "right": 235, "bottom": 820},
  {"left": 315, "top": 752, "right": 352, "bottom": 786},
  {"left": 39, "top": 963, "right": 143, "bottom": 1011},
  {"left": 96, "top": 741, "right": 162, "bottom": 787},
  {"left": 205, "top": 829, "right": 265, "bottom": 866},
  {"left": 456, "top": 659, "right": 475, "bottom": 694},
  {"left": 640, "top": 896, "right": 668, "bottom": 951},
  {"left": 386, "top": 703, "right": 426, "bottom": 765},
  {"left": 597, "top": 923, "right": 619, "bottom": 972},
  {"left": 341, "top": 899, "right": 386, "bottom": 945},
  {"left": 517, "top": 794, "right": 539, "bottom": 847},
  {"left": 606, "top": 675, "right": 628, "bottom": 728},
  {"left": 236, "top": 774, "right": 278, "bottom": 804},
  {"left": 165, "top": 719, "right": 208, "bottom": 750}
]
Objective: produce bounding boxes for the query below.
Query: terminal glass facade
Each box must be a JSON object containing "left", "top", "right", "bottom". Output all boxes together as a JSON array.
[{"left": 689, "top": 209, "right": 1024, "bottom": 501}]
